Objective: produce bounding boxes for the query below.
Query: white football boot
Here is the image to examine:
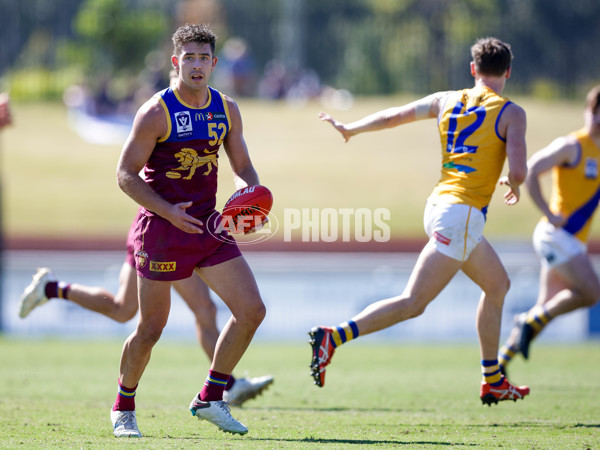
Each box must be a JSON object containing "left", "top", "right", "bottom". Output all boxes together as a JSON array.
[
  {"left": 111, "top": 410, "right": 142, "bottom": 438},
  {"left": 18, "top": 267, "right": 53, "bottom": 318},
  {"left": 189, "top": 394, "right": 248, "bottom": 435},
  {"left": 223, "top": 375, "right": 274, "bottom": 406}
]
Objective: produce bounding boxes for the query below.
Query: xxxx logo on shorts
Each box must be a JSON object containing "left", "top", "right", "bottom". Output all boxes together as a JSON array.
[{"left": 150, "top": 261, "right": 177, "bottom": 272}]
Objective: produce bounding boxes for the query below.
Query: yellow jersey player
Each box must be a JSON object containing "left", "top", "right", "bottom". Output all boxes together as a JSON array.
[
  {"left": 499, "top": 85, "right": 600, "bottom": 372},
  {"left": 312, "top": 37, "right": 530, "bottom": 406}
]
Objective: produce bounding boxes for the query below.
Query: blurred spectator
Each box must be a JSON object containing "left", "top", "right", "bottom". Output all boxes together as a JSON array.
[
  {"left": 258, "top": 60, "right": 323, "bottom": 105},
  {"left": 0, "top": 93, "right": 12, "bottom": 129},
  {"left": 285, "top": 67, "right": 321, "bottom": 105},
  {"left": 216, "top": 37, "right": 257, "bottom": 96},
  {"left": 258, "top": 60, "right": 289, "bottom": 99}
]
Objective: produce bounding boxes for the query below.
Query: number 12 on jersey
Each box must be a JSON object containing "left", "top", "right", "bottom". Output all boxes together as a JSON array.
[{"left": 446, "top": 102, "right": 486, "bottom": 154}]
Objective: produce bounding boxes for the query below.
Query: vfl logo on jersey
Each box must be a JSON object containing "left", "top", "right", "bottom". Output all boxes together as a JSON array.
[
  {"left": 166, "top": 148, "right": 218, "bottom": 179},
  {"left": 585, "top": 158, "right": 598, "bottom": 179},
  {"left": 174, "top": 111, "right": 193, "bottom": 138},
  {"left": 150, "top": 261, "right": 176, "bottom": 272}
]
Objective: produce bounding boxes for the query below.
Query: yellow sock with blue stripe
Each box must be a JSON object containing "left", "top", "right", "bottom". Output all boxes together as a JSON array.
[
  {"left": 330, "top": 320, "right": 359, "bottom": 348},
  {"left": 482, "top": 359, "right": 503, "bottom": 386},
  {"left": 498, "top": 343, "right": 518, "bottom": 370},
  {"left": 525, "top": 305, "right": 552, "bottom": 335}
]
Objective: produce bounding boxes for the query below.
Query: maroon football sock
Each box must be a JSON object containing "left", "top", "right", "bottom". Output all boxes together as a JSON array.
[
  {"left": 45, "top": 281, "right": 71, "bottom": 300},
  {"left": 112, "top": 380, "right": 137, "bottom": 411},
  {"left": 225, "top": 374, "right": 236, "bottom": 391},
  {"left": 199, "top": 370, "right": 230, "bottom": 402}
]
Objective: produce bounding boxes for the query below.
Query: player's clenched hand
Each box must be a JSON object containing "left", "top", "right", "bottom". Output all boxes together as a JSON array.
[
  {"left": 318, "top": 112, "right": 352, "bottom": 142},
  {"left": 164, "top": 201, "right": 204, "bottom": 234},
  {"left": 499, "top": 176, "right": 521, "bottom": 205}
]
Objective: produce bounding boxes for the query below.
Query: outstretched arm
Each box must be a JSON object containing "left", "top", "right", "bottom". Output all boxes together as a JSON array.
[{"left": 318, "top": 91, "right": 449, "bottom": 142}]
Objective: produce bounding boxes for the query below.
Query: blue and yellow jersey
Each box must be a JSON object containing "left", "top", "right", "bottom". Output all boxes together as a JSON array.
[
  {"left": 547, "top": 128, "right": 600, "bottom": 243},
  {"left": 429, "top": 86, "right": 512, "bottom": 214},
  {"left": 143, "top": 86, "right": 232, "bottom": 218}
]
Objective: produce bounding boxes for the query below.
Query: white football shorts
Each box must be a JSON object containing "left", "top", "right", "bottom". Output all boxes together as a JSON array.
[
  {"left": 532, "top": 220, "right": 586, "bottom": 267},
  {"left": 423, "top": 201, "right": 485, "bottom": 261}
]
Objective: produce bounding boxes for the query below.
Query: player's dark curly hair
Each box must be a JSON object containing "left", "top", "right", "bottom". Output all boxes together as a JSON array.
[
  {"left": 471, "top": 37, "right": 513, "bottom": 77},
  {"left": 172, "top": 23, "right": 217, "bottom": 56},
  {"left": 586, "top": 85, "right": 600, "bottom": 115}
]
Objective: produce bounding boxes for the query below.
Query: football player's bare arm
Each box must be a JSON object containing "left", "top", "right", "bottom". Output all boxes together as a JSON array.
[
  {"left": 318, "top": 91, "right": 449, "bottom": 142},
  {"left": 223, "top": 97, "right": 260, "bottom": 189},
  {"left": 525, "top": 136, "right": 579, "bottom": 226},
  {"left": 498, "top": 103, "right": 527, "bottom": 205},
  {"left": 116, "top": 99, "right": 203, "bottom": 233}
]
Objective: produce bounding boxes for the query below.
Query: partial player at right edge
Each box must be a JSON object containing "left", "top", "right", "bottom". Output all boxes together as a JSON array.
[{"left": 498, "top": 85, "right": 600, "bottom": 374}]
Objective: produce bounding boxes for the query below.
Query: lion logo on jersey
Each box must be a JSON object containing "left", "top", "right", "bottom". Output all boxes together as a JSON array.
[{"left": 166, "top": 148, "right": 218, "bottom": 179}]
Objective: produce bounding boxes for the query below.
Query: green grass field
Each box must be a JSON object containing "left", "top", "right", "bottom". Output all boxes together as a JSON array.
[
  {"left": 1, "top": 95, "right": 593, "bottom": 244},
  {"left": 1, "top": 338, "right": 598, "bottom": 448}
]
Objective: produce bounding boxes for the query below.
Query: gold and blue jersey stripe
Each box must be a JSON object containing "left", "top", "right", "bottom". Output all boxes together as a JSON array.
[{"left": 547, "top": 127, "right": 600, "bottom": 243}]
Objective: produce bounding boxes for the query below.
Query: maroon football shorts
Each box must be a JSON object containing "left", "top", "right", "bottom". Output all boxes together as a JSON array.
[{"left": 131, "top": 210, "right": 242, "bottom": 281}]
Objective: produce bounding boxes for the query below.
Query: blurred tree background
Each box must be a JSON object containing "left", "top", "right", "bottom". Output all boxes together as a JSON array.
[
  {"left": 0, "top": 0, "right": 599, "bottom": 250},
  {"left": 1, "top": 0, "right": 599, "bottom": 104}
]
